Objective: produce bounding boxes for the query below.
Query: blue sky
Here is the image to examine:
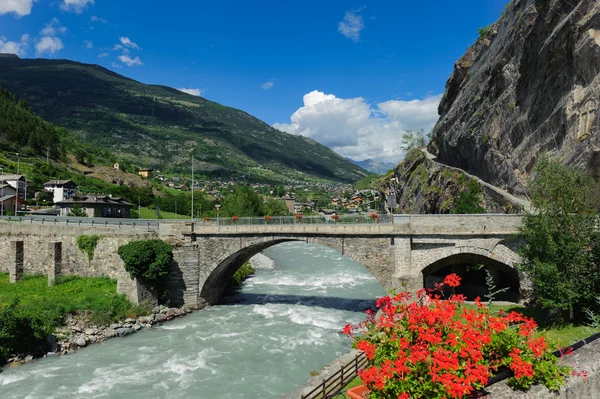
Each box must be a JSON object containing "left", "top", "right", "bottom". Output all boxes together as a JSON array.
[{"left": 0, "top": 0, "right": 507, "bottom": 162}]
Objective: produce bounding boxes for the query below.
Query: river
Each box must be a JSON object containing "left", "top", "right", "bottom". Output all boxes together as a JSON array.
[{"left": 0, "top": 242, "right": 385, "bottom": 399}]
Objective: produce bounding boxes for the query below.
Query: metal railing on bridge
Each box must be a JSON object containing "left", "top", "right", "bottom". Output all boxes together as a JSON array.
[
  {"left": 209, "top": 214, "right": 394, "bottom": 226},
  {"left": 0, "top": 215, "right": 160, "bottom": 230}
]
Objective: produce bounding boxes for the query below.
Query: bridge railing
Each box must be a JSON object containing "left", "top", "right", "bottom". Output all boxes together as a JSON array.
[
  {"left": 0, "top": 215, "right": 160, "bottom": 230},
  {"left": 210, "top": 214, "right": 394, "bottom": 226}
]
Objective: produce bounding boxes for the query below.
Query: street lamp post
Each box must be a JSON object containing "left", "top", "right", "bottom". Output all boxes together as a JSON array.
[
  {"left": 191, "top": 153, "right": 194, "bottom": 221},
  {"left": 0, "top": 167, "right": 3, "bottom": 216},
  {"left": 215, "top": 204, "right": 221, "bottom": 228}
]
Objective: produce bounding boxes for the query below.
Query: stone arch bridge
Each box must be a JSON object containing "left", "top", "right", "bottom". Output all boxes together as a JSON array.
[
  {"left": 166, "top": 214, "right": 524, "bottom": 308},
  {"left": 0, "top": 215, "right": 524, "bottom": 308}
]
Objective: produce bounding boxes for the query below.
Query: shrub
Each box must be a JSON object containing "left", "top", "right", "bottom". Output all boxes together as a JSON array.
[
  {"left": 345, "top": 275, "right": 570, "bottom": 398},
  {"left": 451, "top": 180, "right": 485, "bottom": 214},
  {"left": 76, "top": 235, "right": 101, "bottom": 265},
  {"left": 118, "top": 240, "right": 173, "bottom": 282},
  {"left": 230, "top": 263, "right": 255, "bottom": 287},
  {"left": 478, "top": 25, "right": 491, "bottom": 38},
  {"left": 67, "top": 204, "right": 87, "bottom": 217}
]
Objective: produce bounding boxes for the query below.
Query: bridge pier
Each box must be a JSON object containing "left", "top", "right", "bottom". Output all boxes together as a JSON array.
[
  {"left": 391, "top": 237, "right": 422, "bottom": 294},
  {"left": 9, "top": 240, "right": 24, "bottom": 283},
  {"left": 48, "top": 241, "right": 62, "bottom": 286}
]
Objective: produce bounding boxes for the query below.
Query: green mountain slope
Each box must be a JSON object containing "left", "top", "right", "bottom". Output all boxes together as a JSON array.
[{"left": 0, "top": 57, "right": 367, "bottom": 183}]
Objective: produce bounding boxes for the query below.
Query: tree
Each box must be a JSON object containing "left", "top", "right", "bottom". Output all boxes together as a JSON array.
[
  {"left": 221, "top": 186, "right": 265, "bottom": 217},
  {"left": 401, "top": 129, "right": 427, "bottom": 151},
  {"left": 67, "top": 204, "right": 87, "bottom": 217},
  {"left": 264, "top": 198, "right": 291, "bottom": 216},
  {"left": 519, "top": 156, "right": 600, "bottom": 321},
  {"left": 118, "top": 240, "right": 173, "bottom": 281},
  {"left": 451, "top": 180, "right": 485, "bottom": 214}
]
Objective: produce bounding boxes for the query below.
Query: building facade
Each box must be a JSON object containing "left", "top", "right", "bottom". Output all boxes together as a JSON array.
[
  {"left": 44, "top": 180, "right": 77, "bottom": 203},
  {"left": 55, "top": 195, "right": 133, "bottom": 218},
  {"left": 0, "top": 175, "right": 27, "bottom": 199}
]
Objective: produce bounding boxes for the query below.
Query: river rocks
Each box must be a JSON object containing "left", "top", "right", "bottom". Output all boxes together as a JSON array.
[
  {"left": 1, "top": 306, "right": 190, "bottom": 372},
  {"left": 115, "top": 327, "right": 135, "bottom": 337}
]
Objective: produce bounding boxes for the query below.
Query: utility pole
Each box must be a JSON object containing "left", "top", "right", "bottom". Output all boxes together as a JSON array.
[
  {"left": 16, "top": 153, "right": 20, "bottom": 174},
  {"left": 191, "top": 153, "right": 194, "bottom": 220}
]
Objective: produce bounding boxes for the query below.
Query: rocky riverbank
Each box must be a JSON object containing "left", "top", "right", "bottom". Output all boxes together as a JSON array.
[{"left": 2, "top": 305, "right": 190, "bottom": 369}]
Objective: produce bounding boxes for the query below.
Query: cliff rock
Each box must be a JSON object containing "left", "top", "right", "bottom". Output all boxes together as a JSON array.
[{"left": 429, "top": 0, "right": 600, "bottom": 195}]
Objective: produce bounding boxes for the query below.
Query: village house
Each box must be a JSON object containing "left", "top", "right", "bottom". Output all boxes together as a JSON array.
[
  {"left": 137, "top": 168, "right": 153, "bottom": 178},
  {"left": 43, "top": 180, "right": 77, "bottom": 203},
  {"left": 55, "top": 195, "right": 133, "bottom": 218},
  {"left": 0, "top": 195, "right": 27, "bottom": 215},
  {"left": 0, "top": 174, "right": 27, "bottom": 199}
]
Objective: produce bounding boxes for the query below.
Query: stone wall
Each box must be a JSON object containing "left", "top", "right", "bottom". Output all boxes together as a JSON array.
[{"left": 0, "top": 223, "right": 158, "bottom": 304}]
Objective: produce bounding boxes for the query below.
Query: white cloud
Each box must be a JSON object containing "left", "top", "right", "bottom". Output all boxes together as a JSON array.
[
  {"left": 113, "top": 44, "right": 123, "bottom": 50},
  {"left": 119, "top": 36, "right": 140, "bottom": 49},
  {"left": 273, "top": 90, "right": 441, "bottom": 163},
  {"left": 111, "top": 62, "right": 122, "bottom": 68},
  {"left": 0, "top": 0, "right": 33, "bottom": 17},
  {"left": 118, "top": 54, "right": 143, "bottom": 67},
  {"left": 60, "top": 0, "right": 94, "bottom": 14},
  {"left": 90, "top": 15, "right": 107, "bottom": 24},
  {"left": 338, "top": 10, "right": 364, "bottom": 42},
  {"left": 83, "top": 40, "right": 93, "bottom": 49},
  {"left": 177, "top": 88, "right": 202, "bottom": 96},
  {"left": 261, "top": 80, "right": 275, "bottom": 90},
  {"left": 35, "top": 36, "right": 64, "bottom": 56},
  {"left": 40, "top": 18, "right": 67, "bottom": 36},
  {"left": 0, "top": 34, "right": 29, "bottom": 56},
  {"left": 98, "top": 52, "right": 108, "bottom": 58}
]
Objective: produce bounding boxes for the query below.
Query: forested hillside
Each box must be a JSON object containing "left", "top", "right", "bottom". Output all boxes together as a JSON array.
[{"left": 0, "top": 57, "right": 367, "bottom": 183}]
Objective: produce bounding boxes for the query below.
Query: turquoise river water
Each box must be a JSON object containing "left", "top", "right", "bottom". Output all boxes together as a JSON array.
[{"left": 0, "top": 242, "right": 386, "bottom": 399}]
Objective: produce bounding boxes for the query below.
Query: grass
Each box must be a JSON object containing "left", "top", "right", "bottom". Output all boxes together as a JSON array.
[
  {"left": 138, "top": 207, "right": 190, "bottom": 220},
  {"left": 498, "top": 305, "right": 600, "bottom": 349},
  {"left": 0, "top": 272, "right": 149, "bottom": 327}
]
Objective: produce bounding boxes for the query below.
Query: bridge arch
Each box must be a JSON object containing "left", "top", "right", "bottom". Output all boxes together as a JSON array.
[
  {"left": 190, "top": 235, "right": 395, "bottom": 308},
  {"left": 421, "top": 246, "right": 522, "bottom": 302}
]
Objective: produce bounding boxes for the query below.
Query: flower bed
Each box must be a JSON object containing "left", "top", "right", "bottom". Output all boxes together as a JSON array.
[{"left": 344, "top": 274, "right": 571, "bottom": 399}]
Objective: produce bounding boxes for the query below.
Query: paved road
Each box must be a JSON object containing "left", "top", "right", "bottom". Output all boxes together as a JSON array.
[{"left": 419, "top": 148, "right": 531, "bottom": 211}]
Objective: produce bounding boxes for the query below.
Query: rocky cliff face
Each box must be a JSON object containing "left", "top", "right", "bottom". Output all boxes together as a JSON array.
[
  {"left": 381, "top": 150, "right": 520, "bottom": 214},
  {"left": 429, "top": 0, "right": 600, "bottom": 195}
]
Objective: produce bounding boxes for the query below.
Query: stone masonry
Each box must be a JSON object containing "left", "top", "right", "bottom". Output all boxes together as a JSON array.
[{"left": 0, "top": 215, "right": 524, "bottom": 309}]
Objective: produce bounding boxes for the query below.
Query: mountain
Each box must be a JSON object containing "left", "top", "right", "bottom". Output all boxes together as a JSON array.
[
  {"left": 382, "top": 0, "right": 599, "bottom": 213},
  {"left": 346, "top": 158, "right": 396, "bottom": 175},
  {"left": 0, "top": 57, "right": 367, "bottom": 184}
]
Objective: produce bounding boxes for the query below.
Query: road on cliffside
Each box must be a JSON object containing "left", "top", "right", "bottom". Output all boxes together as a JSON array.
[{"left": 419, "top": 148, "right": 532, "bottom": 212}]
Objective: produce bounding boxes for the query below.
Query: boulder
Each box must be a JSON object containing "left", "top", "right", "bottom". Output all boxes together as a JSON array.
[
  {"left": 76, "top": 338, "right": 87, "bottom": 347},
  {"left": 115, "top": 327, "right": 135, "bottom": 337}
]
